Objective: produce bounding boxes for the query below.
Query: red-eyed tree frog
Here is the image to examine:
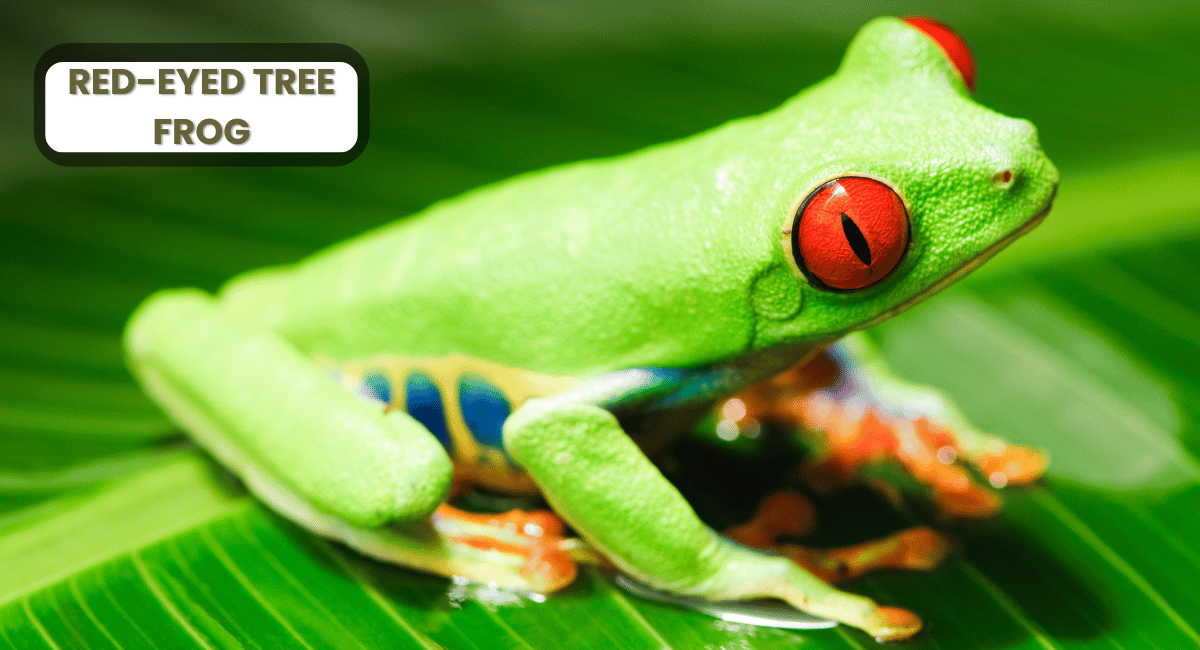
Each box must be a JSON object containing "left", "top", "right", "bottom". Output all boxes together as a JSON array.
[{"left": 124, "top": 16, "right": 1058, "bottom": 641}]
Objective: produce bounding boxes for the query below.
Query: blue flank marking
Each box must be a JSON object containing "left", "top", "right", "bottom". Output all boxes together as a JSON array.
[
  {"left": 405, "top": 372, "right": 454, "bottom": 452},
  {"left": 589, "top": 367, "right": 689, "bottom": 412},
  {"left": 361, "top": 371, "right": 392, "bottom": 404},
  {"left": 619, "top": 365, "right": 743, "bottom": 411},
  {"left": 458, "top": 373, "right": 512, "bottom": 456}
]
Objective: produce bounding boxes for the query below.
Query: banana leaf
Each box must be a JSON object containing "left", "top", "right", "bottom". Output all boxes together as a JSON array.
[{"left": 3, "top": 2, "right": 1200, "bottom": 648}]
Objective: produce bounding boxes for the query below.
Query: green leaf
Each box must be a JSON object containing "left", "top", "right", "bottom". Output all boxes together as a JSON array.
[{"left": 3, "top": 2, "right": 1200, "bottom": 648}]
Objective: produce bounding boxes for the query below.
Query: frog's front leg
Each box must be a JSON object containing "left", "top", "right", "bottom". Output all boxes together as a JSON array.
[
  {"left": 503, "top": 373, "right": 922, "bottom": 641},
  {"left": 124, "top": 289, "right": 574, "bottom": 591}
]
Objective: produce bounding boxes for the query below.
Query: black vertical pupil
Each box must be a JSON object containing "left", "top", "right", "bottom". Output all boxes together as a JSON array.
[{"left": 840, "top": 212, "right": 872, "bottom": 266}]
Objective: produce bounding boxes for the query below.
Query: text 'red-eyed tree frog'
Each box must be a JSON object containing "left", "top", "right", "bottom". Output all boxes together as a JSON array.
[{"left": 124, "top": 17, "right": 1058, "bottom": 641}]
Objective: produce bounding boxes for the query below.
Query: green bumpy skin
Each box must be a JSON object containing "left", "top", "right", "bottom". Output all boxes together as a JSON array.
[
  {"left": 126, "top": 16, "right": 1058, "bottom": 641},
  {"left": 220, "top": 18, "right": 1056, "bottom": 378}
]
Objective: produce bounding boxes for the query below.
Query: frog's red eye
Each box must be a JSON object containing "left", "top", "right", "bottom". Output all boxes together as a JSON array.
[
  {"left": 903, "top": 16, "right": 976, "bottom": 93},
  {"left": 791, "top": 177, "right": 910, "bottom": 292}
]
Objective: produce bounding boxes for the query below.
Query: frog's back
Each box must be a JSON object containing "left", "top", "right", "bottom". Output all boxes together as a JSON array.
[
  {"left": 219, "top": 118, "right": 780, "bottom": 379},
  {"left": 218, "top": 14, "right": 1043, "bottom": 379}
]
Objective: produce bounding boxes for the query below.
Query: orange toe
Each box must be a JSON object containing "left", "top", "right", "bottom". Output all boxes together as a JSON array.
[
  {"left": 895, "top": 526, "right": 953, "bottom": 570},
  {"left": 935, "top": 484, "right": 1002, "bottom": 518},
  {"left": 520, "top": 546, "right": 578, "bottom": 592},
  {"left": 866, "top": 606, "right": 923, "bottom": 641},
  {"left": 978, "top": 445, "right": 1049, "bottom": 485},
  {"left": 725, "top": 490, "right": 818, "bottom": 549}
]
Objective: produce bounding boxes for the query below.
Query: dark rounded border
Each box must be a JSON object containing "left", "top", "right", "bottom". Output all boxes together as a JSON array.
[
  {"left": 34, "top": 43, "right": 369, "bottom": 166},
  {"left": 789, "top": 176, "right": 912, "bottom": 293}
]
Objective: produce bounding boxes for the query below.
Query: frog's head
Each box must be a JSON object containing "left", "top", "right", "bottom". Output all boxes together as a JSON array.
[{"left": 747, "top": 16, "right": 1058, "bottom": 349}]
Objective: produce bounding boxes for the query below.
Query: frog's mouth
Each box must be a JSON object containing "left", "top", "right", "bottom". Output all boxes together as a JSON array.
[{"left": 857, "top": 195, "right": 1055, "bottom": 330}]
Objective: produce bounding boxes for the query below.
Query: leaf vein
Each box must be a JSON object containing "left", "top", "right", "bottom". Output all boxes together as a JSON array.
[
  {"left": 94, "top": 568, "right": 162, "bottom": 649},
  {"left": 1032, "top": 492, "right": 1200, "bottom": 645},
  {"left": 163, "top": 538, "right": 262, "bottom": 649},
  {"left": 311, "top": 539, "right": 444, "bottom": 650},
  {"left": 230, "top": 512, "right": 370, "bottom": 650},
  {"left": 131, "top": 552, "right": 216, "bottom": 650},
  {"left": 957, "top": 560, "right": 1060, "bottom": 650},
  {"left": 592, "top": 569, "right": 675, "bottom": 650},
  {"left": 198, "top": 525, "right": 317, "bottom": 650},
  {"left": 66, "top": 578, "right": 123, "bottom": 650},
  {"left": 833, "top": 626, "right": 870, "bottom": 650},
  {"left": 476, "top": 606, "right": 535, "bottom": 650},
  {"left": 21, "top": 599, "right": 62, "bottom": 650}
]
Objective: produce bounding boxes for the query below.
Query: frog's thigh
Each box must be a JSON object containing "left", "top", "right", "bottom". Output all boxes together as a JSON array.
[
  {"left": 124, "top": 288, "right": 453, "bottom": 528},
  {"left": 503, "top": 398, "right": 921, "bottom": 641}
]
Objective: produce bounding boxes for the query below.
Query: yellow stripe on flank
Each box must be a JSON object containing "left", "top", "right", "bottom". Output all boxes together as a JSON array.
[{"left": 325, "top": 353, "right": 578, "bottom": 494}]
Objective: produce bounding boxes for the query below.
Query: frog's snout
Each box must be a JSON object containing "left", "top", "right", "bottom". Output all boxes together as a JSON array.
[{"left": 987, "top": 117, "right": 1059, "bottom": 207}]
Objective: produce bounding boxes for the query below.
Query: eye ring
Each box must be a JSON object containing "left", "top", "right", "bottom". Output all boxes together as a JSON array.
[{"left": 789, "top": 176, "right": 911, "bottom": 293}]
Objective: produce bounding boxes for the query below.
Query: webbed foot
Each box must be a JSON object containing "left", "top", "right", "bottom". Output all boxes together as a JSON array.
[
  {"left": 717, "top": 337, "right": 1048, "bottom": 518},
  {"left": 798, "top": 397, "right": 1046, "bottom": 517},
  {"left": 433, "top": 504, "right": 584, "bottom": 592}
]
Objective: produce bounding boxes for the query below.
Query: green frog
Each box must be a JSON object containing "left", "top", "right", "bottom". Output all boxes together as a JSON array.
[{"left": 124, "top": 16, "right": 1058, "bottom": 640}]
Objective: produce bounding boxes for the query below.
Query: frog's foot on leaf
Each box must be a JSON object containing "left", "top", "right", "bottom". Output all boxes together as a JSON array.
[
  {"left": 725, "top": 490, "right": 952, "bottom": 583},
  {"left": 799, "top": 397, "right": 999, "bottom": 516},
  {"left": 867, "top": 608, "right": 925, "bottom": 643},
  {"left": 973, "top": 439, "right": 1050, "bottom": 487},
  {"left": 798, "top": 394, "right": 1047, "bottom": 517},
  {"left": 433, "top": 504, "right": 586, "bottom": 592},
  {"left": 717, "top": 338, "right": 1048, "bottom": 518}
]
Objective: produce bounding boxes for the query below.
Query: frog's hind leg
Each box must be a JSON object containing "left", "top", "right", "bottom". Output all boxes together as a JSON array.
[
  {"left": 124, "top": 288, "right": 573, "bottom": 592},
  {"left": 725, "top": 491, "right": 952, "bottom": 584},
  {"left": 505, "top": 383, "right": 924, "bottom": 641},
  {"left": 775, "top": 528, "right": 950, "bottom": 584}
]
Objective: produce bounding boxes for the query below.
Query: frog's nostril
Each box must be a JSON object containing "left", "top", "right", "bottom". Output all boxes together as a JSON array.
[{"left": 992, "top": 169, "right": 1015, "bottom": 189}]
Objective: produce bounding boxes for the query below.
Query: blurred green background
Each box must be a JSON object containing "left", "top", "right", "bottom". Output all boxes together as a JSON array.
[{"left": 3, "top": 2, "right": 1200, "bottom": 648}]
